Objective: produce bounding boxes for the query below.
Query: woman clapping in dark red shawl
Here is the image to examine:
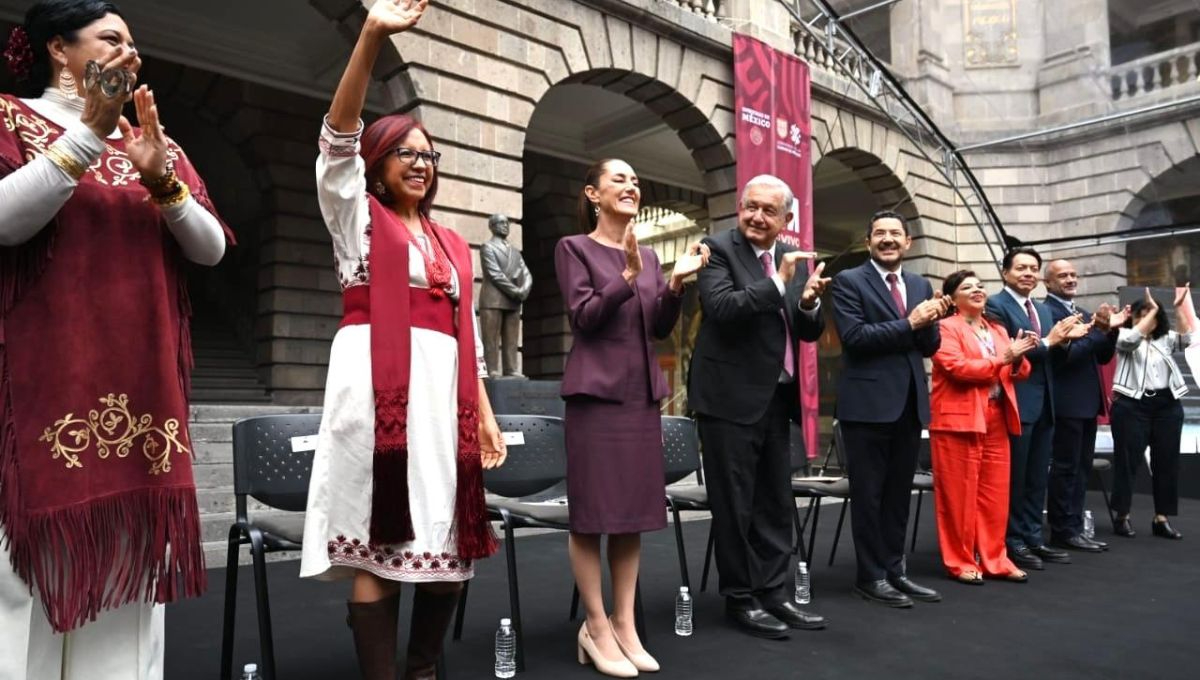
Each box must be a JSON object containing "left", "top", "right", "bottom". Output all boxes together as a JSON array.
[{"left": 0, "top": 1, "right": 231, "bottom": 677}]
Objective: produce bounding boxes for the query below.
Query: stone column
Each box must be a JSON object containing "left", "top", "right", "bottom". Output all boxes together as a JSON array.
[
  {"left": 890, "top": 0, "right": 954, "bottom": 124},
  {"left": 1038, "top": 0, "right": 1111, "bottom": 122}
]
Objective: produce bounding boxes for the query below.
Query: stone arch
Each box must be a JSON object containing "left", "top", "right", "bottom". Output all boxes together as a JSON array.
[
  {"left": 310, "top": 1, "right": 741, "bottom": 246},
  {"left": 808, "top": 99, "right": 957, "bottom": 280},
  {"left": 1116, "top": 153, "right": 1200, "bottom": 288}
]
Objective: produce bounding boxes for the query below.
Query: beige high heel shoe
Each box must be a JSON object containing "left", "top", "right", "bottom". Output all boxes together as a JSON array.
[
  {"left": 577, "top": 622, "right": 639, "bottom": 678},
  {"left": 609, "top": 618, "right": 660, "bottom": 673}
]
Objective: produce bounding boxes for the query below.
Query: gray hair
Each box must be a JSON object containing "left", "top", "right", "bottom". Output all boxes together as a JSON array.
[{"left": 741, "top": 174, "right": 794, "bottom": 214}]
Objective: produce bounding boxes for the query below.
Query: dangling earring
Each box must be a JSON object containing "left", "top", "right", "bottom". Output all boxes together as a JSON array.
[
  {"left": 373, "top": 181, "right": 387, "bottom": 197},
  {"left": 58, "top": 68, "right": 78, "bottom": 100},
  {"left": 592, "top": 204, "right": 600, "bottom": 218}
]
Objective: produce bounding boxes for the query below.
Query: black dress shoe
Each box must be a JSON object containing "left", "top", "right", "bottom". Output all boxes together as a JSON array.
[
  {"left": 1151, "top": 519, "right": 1183, "bottom": 540},
  {"left": 725, "top": 608, "right": 789, "bottom": 639},
  {"left": 1113, "top": 517, "right": 1136, "bottom": 537},
  {"left": 1050, "top": 535, "right": 1102, "bottom": 553},
  {"left": 887, "top": 575, "right": 942, "bottom": 603},
  {"left": 765, "top": 601, "right": 827, "bottom": 630},
  {"left": 1009, "top": 546, "right": 1044, "bottom": 571},
  {"left": 853, "top": 580, "right": 913, "bottom": 608},
  {"left": 1030, "top": 545, "right": 1071, "bottom": 564},
  {"left": 1084, "top": 536, "right": 1109, "bottom": 551}
]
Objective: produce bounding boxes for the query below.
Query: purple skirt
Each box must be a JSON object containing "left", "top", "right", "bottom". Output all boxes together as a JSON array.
[{"left": 564, "top": 385, "right": 667, "bottom": 534}]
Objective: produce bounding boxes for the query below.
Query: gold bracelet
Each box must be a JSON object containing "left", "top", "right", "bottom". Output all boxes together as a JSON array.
[
  {"left": 43, "top": 143, "right": 88, "bottom": 181},
  {"left": 151, "top": 180, "right": 191, "bottom": 209},
  {"left": 139, "top": 160, "right": 178, "bottom": 197}
]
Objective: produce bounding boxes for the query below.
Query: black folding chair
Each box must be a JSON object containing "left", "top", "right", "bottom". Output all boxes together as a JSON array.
[
  {"left": 452, "top": 415, "right": 568, "bottom": 673},
  {"left": 910, "top": 431, "right": 934, "bottom": 553},
  {"left": 663, "top": 416, "right": 705, "bottom": 590},
  {"left": 220, "top": 414, "right": 320, "bottom": 680},
  {"left": 826, "top": 420, "right": 932, "bottom": 565},
  {"left": 687, "top": 421, "right": 837, "bottom": 591}
]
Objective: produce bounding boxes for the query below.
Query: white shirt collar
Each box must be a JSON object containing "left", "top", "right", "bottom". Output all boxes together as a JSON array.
[
  {"left": 869, "top": 258, "right": 902, "bottom": 281},
  {"left": 751, "top": 242, "right": 776, "bottom": 261},
  {"left": 1004, "top": 286, "right": 1030, "bottom": 306},
  {"left": 1046, "top": 293, "right": 1074, "bottom": 310}
]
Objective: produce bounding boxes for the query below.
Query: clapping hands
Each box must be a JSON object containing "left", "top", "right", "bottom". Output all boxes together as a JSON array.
[
  {"left": 669, "top": 242, "right": 711, "bottom": 293},
  {"left": 1003, "top": 333, "right": 1039, "bottom": 364},
  {"left": 908, "top": 291, "right": 951, "bottom": 329}
]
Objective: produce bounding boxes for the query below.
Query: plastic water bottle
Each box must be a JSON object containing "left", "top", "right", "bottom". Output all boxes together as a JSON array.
[
  {"left": 1083, "top": 510, "right": 1096, "bottom": 540},
  {"left": 674, "top": 586, "right": 693, "bottom": 636},
  {"left": 240, "top": 664, "right": 261, "bottom": 680},
  {"left": 794, "top": 560, "right": 811, "bottom": 604},
  {"left": 495, "top": 618, "right": 516, "bottom": 678}
]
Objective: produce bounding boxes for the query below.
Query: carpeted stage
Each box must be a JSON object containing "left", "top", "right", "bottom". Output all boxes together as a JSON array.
[{"left": 169, "top": 493, "right": 1200, "bottom": 679}]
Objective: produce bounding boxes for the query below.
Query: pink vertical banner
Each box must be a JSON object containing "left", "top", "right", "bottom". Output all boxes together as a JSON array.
[{"left": 733, "top": 33, "right": 818, "bottom": 458}]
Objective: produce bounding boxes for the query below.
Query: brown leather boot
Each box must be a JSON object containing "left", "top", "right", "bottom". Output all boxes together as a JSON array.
[
  {"left": 347, "top": 593, "right": 401, "bottom": 680},
  {"left": 403, "top": 586, "right": 462, "bottom": 680}
]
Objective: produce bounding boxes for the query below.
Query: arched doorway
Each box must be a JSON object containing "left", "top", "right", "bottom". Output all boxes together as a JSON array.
[
  {"left": 1122, "top": 155, "right": 1200, "bottom": 288},
  {"left": 519, "top": 71, "right": 735, "bottom": 404},
  {"left": 812, "top": 148, "right": 919, "bottom": 420}
]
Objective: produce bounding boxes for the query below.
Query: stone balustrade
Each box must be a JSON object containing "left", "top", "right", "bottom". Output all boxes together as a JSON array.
[
  {"left": 1110, "top": 41, "right": 1200, "bottom": 100},
  {"left": 663, "top": 0, "right": 722, "bottom": 21},
  {"left": 793, "top": 26, "right": 874, "bottom": 83}
]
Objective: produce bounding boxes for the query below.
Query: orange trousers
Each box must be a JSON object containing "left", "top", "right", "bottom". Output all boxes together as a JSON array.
[{"left": 930, "top": 401, "right": 1019, "bottom": 578}]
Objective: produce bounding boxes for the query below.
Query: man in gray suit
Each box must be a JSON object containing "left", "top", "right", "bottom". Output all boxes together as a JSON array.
[{"left": 479, "top": 214, "right": 532, "bottom": 377}]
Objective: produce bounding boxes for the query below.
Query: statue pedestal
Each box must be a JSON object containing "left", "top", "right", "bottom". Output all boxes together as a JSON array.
[{"left": 483, "top": 378, "right": 564, "bottom": 418}]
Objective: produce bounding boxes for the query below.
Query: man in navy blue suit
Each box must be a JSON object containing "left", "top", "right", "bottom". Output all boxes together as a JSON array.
[
  {"left": 984, "top": 248, "right": 1089, "bottom": 571},
  {"left": 832, "top": 210, "right": 946, "bottom": 608},
  {"left": 1043, "top": 259, "right": 1119, "bottom": 553}
]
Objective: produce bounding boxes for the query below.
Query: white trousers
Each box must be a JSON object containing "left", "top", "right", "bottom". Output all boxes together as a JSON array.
[{"left": 0, "top": 530, "right": 164, "bottom": 680}]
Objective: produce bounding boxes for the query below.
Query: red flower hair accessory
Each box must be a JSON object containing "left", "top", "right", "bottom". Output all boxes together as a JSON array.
[{"left": 4, "top": 27, "right": 33, "bottom": 81}]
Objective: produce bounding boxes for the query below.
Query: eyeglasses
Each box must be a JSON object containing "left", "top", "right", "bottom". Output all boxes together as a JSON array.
[{"left": 393, "top": 147, "right": 442, "bottom": 167}]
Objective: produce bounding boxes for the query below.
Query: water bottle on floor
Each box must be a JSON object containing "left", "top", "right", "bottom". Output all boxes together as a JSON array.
[
  {"left": 674, "top": 586, "right": 693, "bottom": 636},
  {"left": 1083, "top": 510, "right": 1095, "bottom": 539},
  {"left": 794, "top": 560, "right": 811, "bottom": 604},
  {"left": 240, "top": 663, "right": 261, "bottom": 680},
  {"left": 495, "top": 618, "right": 516, "bottom": 678}
]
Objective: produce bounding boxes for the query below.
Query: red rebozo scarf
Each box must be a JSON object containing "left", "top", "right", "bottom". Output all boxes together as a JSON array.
[
  {"left": 0, "top": 94, "right": 233, "bottom": 632},
  {"left": 355, "top": 195, "right": 496, "bottom": 560}
]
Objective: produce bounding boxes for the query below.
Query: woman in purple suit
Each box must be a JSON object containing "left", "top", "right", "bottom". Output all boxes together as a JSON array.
[{"left": 554, "top": 158, "right": 707, "bottom": 677}]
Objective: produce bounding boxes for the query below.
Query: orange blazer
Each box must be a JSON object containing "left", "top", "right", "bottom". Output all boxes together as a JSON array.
[{"left": 930, "top": 314, "right": 1031, "bottom": 435}]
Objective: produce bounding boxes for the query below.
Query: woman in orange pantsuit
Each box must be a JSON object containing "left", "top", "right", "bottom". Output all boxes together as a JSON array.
[{"left": 930, "top": 270, "right": 1038, "bottom": 584}]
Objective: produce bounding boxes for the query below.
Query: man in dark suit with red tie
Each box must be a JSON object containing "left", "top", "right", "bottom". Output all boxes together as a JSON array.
[
  {"left": 831, "top": 210, "right": 946, "bottom": 608},
  {"left": 984, "top": 248, "right": 1089, "bottom": 571},
  {"left": 1043, "top": 259, "right": 1117, "bottom": 553},
  {"left": 689, "top": 174, "right": 829, "bottom": 638}
]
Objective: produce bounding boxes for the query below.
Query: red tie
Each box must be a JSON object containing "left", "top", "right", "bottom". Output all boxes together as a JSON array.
[
  {"left": 886, "top": 272, "right": 906, "bottom": 316},
  {"left": 1025, "top": 299, "right": 1042, "bottom": 337},
  {"left": 760, "top": 252, "right": 794, "bottom": 379}
]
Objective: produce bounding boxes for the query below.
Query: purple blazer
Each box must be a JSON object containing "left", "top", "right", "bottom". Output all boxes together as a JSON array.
[{"left": 554, "top": 234, "right": 684, "bottom": 403}]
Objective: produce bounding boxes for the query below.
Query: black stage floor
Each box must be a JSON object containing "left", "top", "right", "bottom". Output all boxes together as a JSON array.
[{"left": 169, "top": 493, "right": 1200, "bottom": 680}]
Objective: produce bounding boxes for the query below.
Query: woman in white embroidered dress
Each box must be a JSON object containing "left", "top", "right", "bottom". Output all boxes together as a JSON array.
[{"left": 299, "top": 2, "right": 506, "bottom": 679}]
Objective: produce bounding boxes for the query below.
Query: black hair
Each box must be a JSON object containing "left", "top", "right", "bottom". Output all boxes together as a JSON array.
[
  {"left": 1002, "top": 246, "right": 1042, "bottom": 272},
  {"left": 18, "top": 0, "right": 122, "bottom": 97},
  {"left": 866, "top": 209, "right": 908, "bottom": 237},
  {"left": 942, "top": 269, "right": 977, "bottom": 298},
  {"left": 1128, "top": 299, "right": 1169, "bottom": 340},
  {"left": 577, "top": 158, "right": 617, "bottom": 233}
]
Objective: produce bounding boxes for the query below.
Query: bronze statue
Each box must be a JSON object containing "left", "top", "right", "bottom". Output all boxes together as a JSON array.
[{"left": 479, "top": 214, "right": 532, "bottom": 377}]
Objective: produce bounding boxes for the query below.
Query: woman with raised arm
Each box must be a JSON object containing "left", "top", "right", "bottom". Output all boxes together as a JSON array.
[
  {"left": 555, "top": 159, "right": 708, "bottom": 677},
  {"left": 0, "top": 1, "right": 230, "bottom": 677},
  {"left": 1110, "top": 287, "right": 1191, "bottom": 540},
  {"left": 297, "top": 2, "right": 506, "bottom": 679}
]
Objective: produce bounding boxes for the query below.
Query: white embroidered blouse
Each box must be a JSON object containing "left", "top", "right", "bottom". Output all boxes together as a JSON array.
[{"left": 316, "top": 117, "right": 487, "bottom": 378}]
